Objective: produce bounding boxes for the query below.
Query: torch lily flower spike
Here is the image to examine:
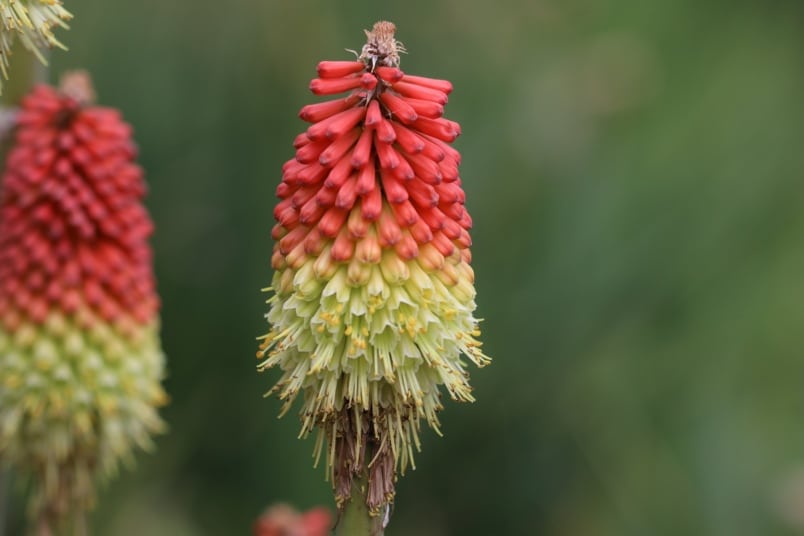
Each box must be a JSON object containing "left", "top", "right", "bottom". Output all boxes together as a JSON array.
[
  {"left": 259, "top": 21, "right": 489, "bottom": 516},
  {"left": 0, "top": 73, "right": 166, "bottom": 530}
]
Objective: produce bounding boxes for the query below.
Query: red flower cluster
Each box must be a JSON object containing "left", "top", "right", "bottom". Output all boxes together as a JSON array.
[
  {"left": 272, "top": 40, "right": 472, "bottom": 282},
  {"left": 0, "top": 83, "right": 158, "bottom": 331}
]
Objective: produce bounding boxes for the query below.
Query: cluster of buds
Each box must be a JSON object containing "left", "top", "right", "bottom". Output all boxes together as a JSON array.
[
  {"left": 0, "top": 0, "right": 72, "bottom": 92},
  {"left": 0, "top": 74, "right": 166, "bottom": 529},
  {"left": 258, "top": 22, "right": 489, "bottom": 514}
]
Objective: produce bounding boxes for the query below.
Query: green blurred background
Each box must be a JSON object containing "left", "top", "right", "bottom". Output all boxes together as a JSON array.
[{"left": 7, "top": 0, "right": 804, "bottom": 534}]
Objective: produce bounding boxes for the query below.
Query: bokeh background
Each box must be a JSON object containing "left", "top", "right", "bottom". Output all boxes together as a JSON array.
[{"left": 4, "top": 0, "right": 804, "bottom": 534}]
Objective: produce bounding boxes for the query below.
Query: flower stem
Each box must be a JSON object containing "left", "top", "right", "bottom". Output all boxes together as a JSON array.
[
  {"left": 337, "top": 471, "right": 384, "bottom": 536},
  {"left": 0, "top": 470, "right": 8, "bottom": 536}
]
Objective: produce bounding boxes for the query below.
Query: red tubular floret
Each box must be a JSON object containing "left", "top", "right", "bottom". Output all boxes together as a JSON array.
[
  {"left": 404, "top": 98, "right": 444, "bottom": 119},
  {"left": 456, "top": 228, "right": 472, "bottom": 248},
  {"left": 407, "top": 179, "right": 439, "bottom": 208},
  {"left": 418, "top": 136, "right": 445, "bottom": 162},
  {"left": 315, "top": 184, "right": 337, "bottom": 207},
  {"left": 317, "top": 60, "right": 365, "bottom": 79},
  {"left": 443, "top": 119, "right": 461, "bottom": 136},
  {"left": 375, "top": 66, "right": 404, "bottom": 83},
  {"left": 409, "top": 219, "right": 433, "bottom": 244},
  {"left": 375, "top": 139, "right": 400, "bottom": 169},
  {"left": 419, "top": 205, "right": 447, "bottom": 230},
  {"left": 293, "top": 132, "right": 310, "bottom": 147},
  {"left": 335, "top": 174, "right": 359, "bottom": 210},
  {"left": 390, "top": 81, "right": 448, "bottom": 104},
  {"left": 379, "top": 92, "right": 418, "bottom": 124},
  {"left": 300, "top": 196, "right": 326, "bottom": 224},
  {"left": 295, "top": 162, "right": 328, "bottom": 185},
  {"left": 347, "top": 208, "right": 370, "bottom": 238},
  {"left": 394, "top": 233, "right": 419, "bottom": 260},
  {"left": 411, "top": 116, "right": 458, "bottom": 143},
  {"left": 454, "top": 181, "right": 466, "bottom": 203},
  {"left": 276, "top": 181, "right": 293, "bottom": 198},
  {"left": 390, "top": 155, "right": 414, "bottom": 181},
  {"left": 355, "top": 165, "right": 376, "bottom": 194},
  {"left": 319, "top": 128, "right": 360, "bottom": 167},
  {"left": 304, "top": 227, "right": 326, "bottom": 255},
  {"left": 391, "top": 123, "right": 425, "bottom": 155},
  {"left": 274, "top": 198, "right": 295, "bottom": 223},
  {"left": 435, "top": 182, "right": 461, "bottom": 204},
  {"left": 390, "top": 200, "right": 419, "bottom": 227},
  {"left": 319, "top": 207, "right": 349, "bottom": 238},
  {"left": 375, "top": 117, "right": 397, "bottom": 143},
  {"left": 306, "top": 107, "right": 366, "bottom": 141},
  {"left": 378, "top": 207, "right": 402, "bottom": 246},
  {"left": 421, "top": 133, "right": 461, "bottom": 163},
  {"left": 279, "top": 226, "right": 307, "bottom": 254},
  {"left": 380, "top": 170, "right": 408, "bottom": 204},
  {"left": 310, "top": 76, "right": 364, "bottom": 95},
  {"left": 365, "top": 99, "right": 382, "bottom": 127},
  {"left": 295, "top": 138, "right": 330, "bottom": 164},
  {"left": 431, "top": 231, "right": 455, "bottom": 257},
  {"left": 459, "top": 210, "right": 472, "bottom": 229},
  {"left": 323, "top": 155, "right": 354, "bottom": 189},
  {"left": 350, "top": 128, "right": 373, "bottom": 168},
  {"left": 331, "top": 226, "right": 355, "bottom": 261},
  {"left": 325, "top": 107, "right": 368, "bottom": 139},
  {"left": 441, "top": 217, "right": 463, "bottom": 240},
  {"left": 405, "top": 152, "right": 442, "bottom": 184},
  {"left": 291, "top": 185, "right": 318, "bottom": 208},
  {"left": 400, "top": 74, "right": 454, "bottom": 94},
  {"left": 440, "top": 200, "right": 464, "bottom": 221},
  {"left": 438, "top": 155, "right": 459, "bottom": 182},
  {"left": 361, "top": 73, "right": 378, "bottom": 90},
  {"left": 299, "top": 95, "right": 360, "bottom": 123},
  {"left": 361, "top": 186, "right": 382, "bottom": 221}
]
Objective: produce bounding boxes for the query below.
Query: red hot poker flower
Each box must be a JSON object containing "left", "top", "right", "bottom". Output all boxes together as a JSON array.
[
  {"left": 259, "top": 22, "right": 489, "bottom": 515},
  {"left": 0, "top": 73, "right": 166, "bottom": 529}
]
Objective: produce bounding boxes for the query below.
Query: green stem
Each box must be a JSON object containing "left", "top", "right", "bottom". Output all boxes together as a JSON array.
[
  {"left": 0, "top": 470, "right": 7, "bottom": 536},
  {"left": 336, "top": 472, "right": 384, "bottom": 536}
]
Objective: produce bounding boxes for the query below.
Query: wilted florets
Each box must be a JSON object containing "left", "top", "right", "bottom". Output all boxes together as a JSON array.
[
  {"left": 0, "top": 77, "right": 165, "bottom": 528},
  {"left": 259, "top": 22, "right": 489, "bottom": 514}
]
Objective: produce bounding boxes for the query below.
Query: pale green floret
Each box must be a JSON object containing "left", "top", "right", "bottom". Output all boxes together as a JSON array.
[
  {"left": 0, "top": 314, "right": 166, "bottom": 515},
  {"left": 259, "top": 252, "right": 489, "bottom": 475}
]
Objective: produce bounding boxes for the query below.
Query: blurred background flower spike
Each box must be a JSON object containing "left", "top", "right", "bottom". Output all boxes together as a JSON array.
[{"left": 0, "top": 72, "right": 167, "bottom": 535}]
